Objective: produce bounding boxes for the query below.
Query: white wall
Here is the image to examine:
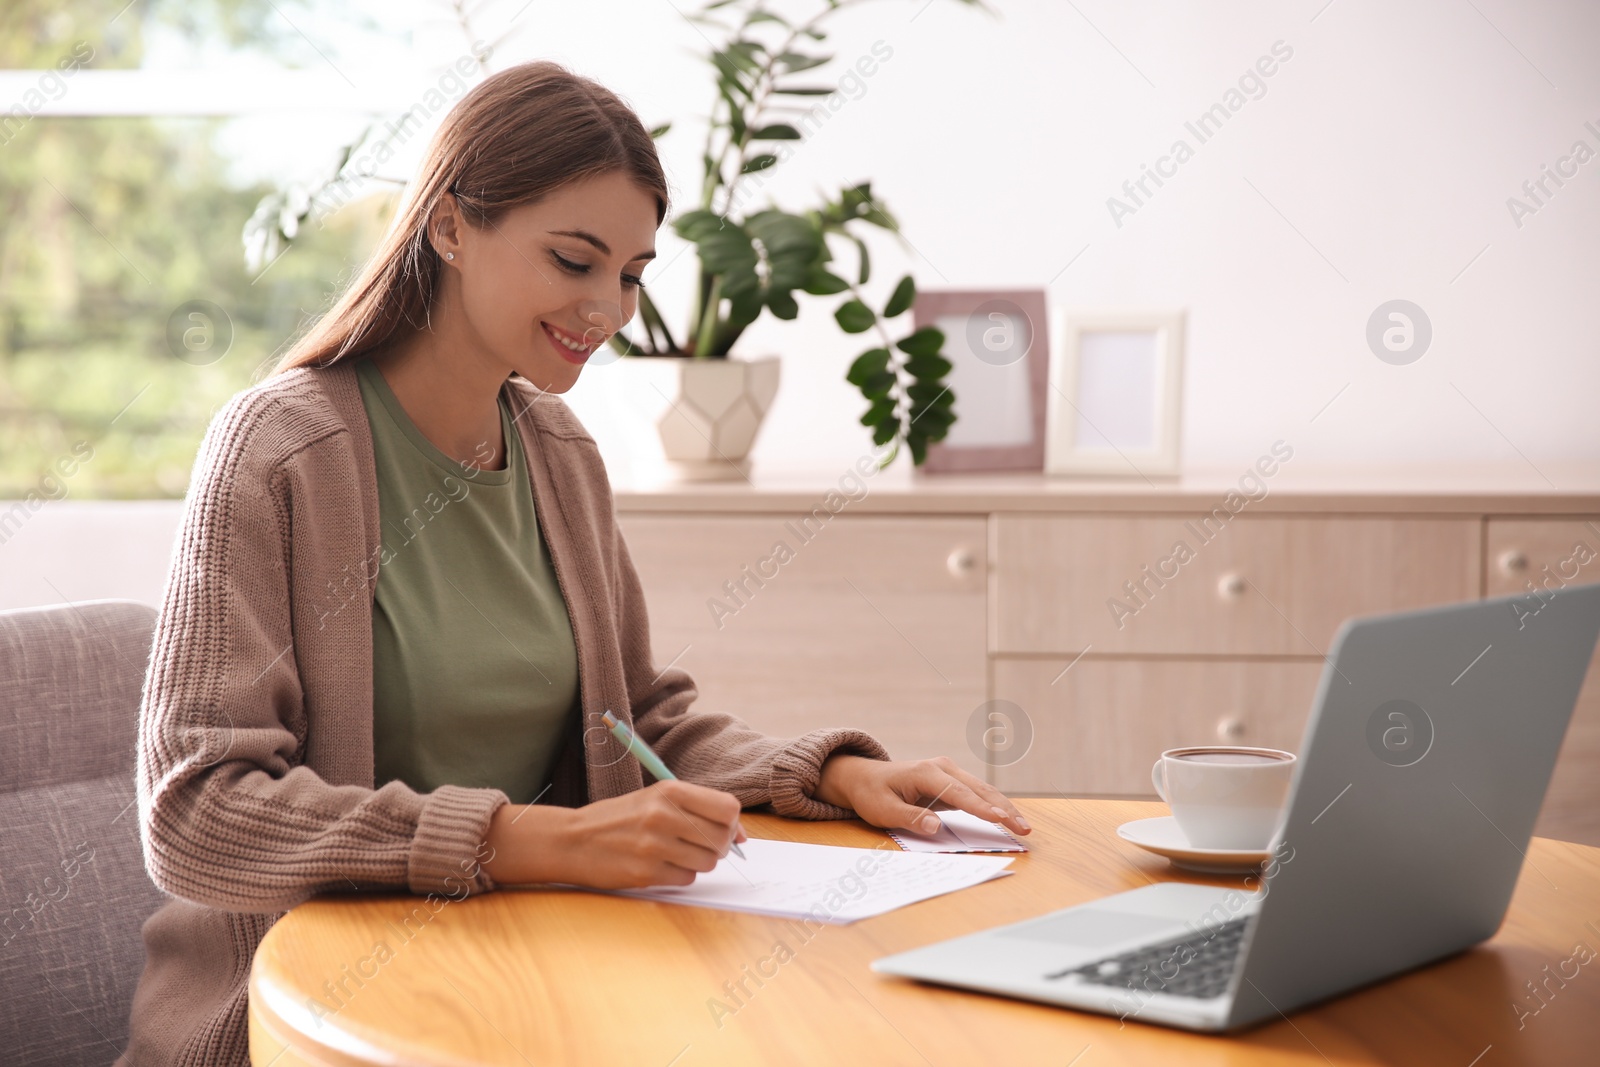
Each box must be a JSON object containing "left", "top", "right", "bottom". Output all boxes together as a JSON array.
[
  {"left": 5, "top": 0, "right": 1599, "bottom": 612},
  {"left": 509, "top": 0, "right": 1600, "bottom": 481},
  {"left": 0, "top": 502, "right": 183, "bottom": 613}
]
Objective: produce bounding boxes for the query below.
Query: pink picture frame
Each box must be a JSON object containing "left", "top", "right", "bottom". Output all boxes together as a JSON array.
[{"left": 911, "top": 289, "right": 1050, "bottom": 474}]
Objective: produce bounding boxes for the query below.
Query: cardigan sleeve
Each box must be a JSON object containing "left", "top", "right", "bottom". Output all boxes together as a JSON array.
[
  {"left": 609, "top": 512, "right": 893, "bottom": 820},
  {"left": 136, "top": 390, "right": 509, "bottom": 913}
]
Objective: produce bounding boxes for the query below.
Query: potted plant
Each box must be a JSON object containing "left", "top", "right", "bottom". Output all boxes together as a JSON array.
[
  {"left": 245, "top": 0, "right": 992, "bottom": 476},
  {"left": 620, "top": 0, "right": 991, "bottom": 476}
]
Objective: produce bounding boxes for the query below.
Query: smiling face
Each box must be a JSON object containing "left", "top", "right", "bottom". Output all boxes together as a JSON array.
[{"left": 431, "top": 169, "right": 659, "bottom": 392}]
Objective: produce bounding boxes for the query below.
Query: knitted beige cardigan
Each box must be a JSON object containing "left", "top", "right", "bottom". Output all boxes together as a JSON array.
[{"left": 118, "top": 359, "right": 890, "bottom": 1065}]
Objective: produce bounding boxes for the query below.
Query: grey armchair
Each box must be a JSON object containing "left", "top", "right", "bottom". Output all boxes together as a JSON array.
[{"left": 0, "top": 599, "right": 169, "bottom": 1066}]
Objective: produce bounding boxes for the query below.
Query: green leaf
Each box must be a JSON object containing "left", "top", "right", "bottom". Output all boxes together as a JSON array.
[
  {"left": 726, "top": 41, "right": 764, "bottom": 71},
  {"left": 747, "top": 10, "right": 789, "bottom": 26},
  {"left": 912, "top": 405, "right": 957, "bottom": 429},
  {"left": 715, "top": 79, "right": 747, "bottom": 115},
  {"left": 768, "top": 255, "right": 813, "bottom": 293},
  {"left": 745, "top": 209, "right": 821, "bottom": 291},
  {"left": 749, "top": 123, "right": 802, "bottom": 140},
  {"left": 697, "top": 228, "right": 758, "bottom": 276},
  {"left": 767, "top": 287, "right": 799, "bottom": 320},
  {"left": 726, "top": 286, "right": 761, "bottom": 331},
  {"left": 861, "top": 202, "right": 899, "bottom": 231},
  {"left": 826, "top": 181, "right": 899, "bottom": 233},
  {"left": 711, "top": 54, "right": 751, "bottom": 96},
  {"left": 772, "top": 85, "right": 835, "bottom": 96},
  {"left": 851, "top": 234, "right": 870, "bottom": 285},
  {"left": 719, "top": 265, "right": 762, "bottom": 298},
  {"left": 835, "top": 298, "right": 876, "bottom": 334},
  {"left": 802, "top": 266, "right": 850, "bottom": 295},
  {"left": 672, "top": 208, "right": 726, "bottom": 241},
  {"left": 859, "top": 369, "right": 896, "bottom": 399},
  {"left": 745, "top": 210, "right": 820, "bottom": 258},
  {"left": 776, "top": 52, "right": 831, "bottom": 74},
  {"left": 648, "top": 121, "right": 672, "bottom": 139},
  {"left": 845, "top": 347, "right": 891, "bottom": 386},
  {"left": 740, "top": 153, "right": 779, "bottom": 174},
  {"left": 907, "top": 432, "right": 929, "bottom": 465},
  {"left": 883, "top": 274, "right": 915, "bottom": 318},
  {"left": 871, "top": 416, "right": 901, "bottom": 445},
  {"left": 895, "top": 326, "right": 944, "bottom": 358},
  {"left": 636, "top": 288, "right": 678, "bottom": 353},
  {"left": 908, "top": 380, "right": 952, "bottom": 405},
  {"left": 904, "top": 353, "right": 953, "bottom": 379},
  {"left": 859, "top": 395, "right": 895, "bottom": 426}
]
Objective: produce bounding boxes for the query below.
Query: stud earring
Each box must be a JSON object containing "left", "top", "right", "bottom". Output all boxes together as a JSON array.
[{"left": 445, "top": 253, "right": 455, "bottom": 261}]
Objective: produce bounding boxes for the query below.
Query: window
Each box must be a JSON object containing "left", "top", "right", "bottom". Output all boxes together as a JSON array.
[{"left": 0, "top": 0, "right": 496, "bottom": 497}]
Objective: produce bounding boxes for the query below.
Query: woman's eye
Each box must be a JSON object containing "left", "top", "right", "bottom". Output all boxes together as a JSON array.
[
  {"left": 551, "top": 251, "right": 589, "bottom": 275},
  {"left": 552, "top": 250, "right": 646, "bottom": 290}
]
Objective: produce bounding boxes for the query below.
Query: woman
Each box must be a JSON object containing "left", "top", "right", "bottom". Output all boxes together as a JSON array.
[{"left": 122, "top": 60, "right": 1030, "bottom": 1064}]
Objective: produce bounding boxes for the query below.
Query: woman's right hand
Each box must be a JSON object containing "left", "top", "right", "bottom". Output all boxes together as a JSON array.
[{"left": 481, "top": 779, "right": 747, "bottom": 890}]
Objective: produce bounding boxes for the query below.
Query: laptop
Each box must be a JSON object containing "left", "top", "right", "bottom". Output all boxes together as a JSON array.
[{"left": 871, "top": 582, "right": 1600, "bottom": 1031}]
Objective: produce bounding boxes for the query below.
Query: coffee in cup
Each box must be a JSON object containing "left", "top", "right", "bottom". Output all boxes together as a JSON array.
[{"left": 1151, "top": 746, "right": 1296, "bottom": 850}]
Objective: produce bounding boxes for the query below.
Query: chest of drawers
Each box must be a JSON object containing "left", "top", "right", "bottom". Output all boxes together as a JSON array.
[{"left": 616, "top": 466, "right": 1600, "bottom": 845}]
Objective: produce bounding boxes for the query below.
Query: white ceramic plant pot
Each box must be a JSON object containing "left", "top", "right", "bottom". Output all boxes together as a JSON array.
[{"left": 652, "top": 355, "right": 780, "bottom": 481}]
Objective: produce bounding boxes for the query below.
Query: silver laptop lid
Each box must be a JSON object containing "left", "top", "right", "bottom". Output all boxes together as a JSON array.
[{"left": 1227, "top": 582, "right": 1600, "bottom": 1029}]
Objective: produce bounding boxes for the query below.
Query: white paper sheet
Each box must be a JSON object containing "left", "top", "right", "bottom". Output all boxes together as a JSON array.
[
  {"left": 886, "top": 809, "right": 1030, "bottom": 854},
  {"left": 579, "top": 837, "right": 1015, "bottom": 924}
]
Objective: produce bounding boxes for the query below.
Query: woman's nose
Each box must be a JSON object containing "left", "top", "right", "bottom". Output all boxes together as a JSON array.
[{"left": 578, "top": 299, "right": 623, "bottom": 343}]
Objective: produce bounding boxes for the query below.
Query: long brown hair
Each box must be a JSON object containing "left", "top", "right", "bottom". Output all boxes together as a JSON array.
[{"left": 269, "top": 60, "right": 670, "bottom": 376}]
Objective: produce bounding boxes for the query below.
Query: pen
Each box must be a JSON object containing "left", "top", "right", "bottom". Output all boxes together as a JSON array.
[{"left": 601, "top": 709, "right": 747, "bottom": 860}]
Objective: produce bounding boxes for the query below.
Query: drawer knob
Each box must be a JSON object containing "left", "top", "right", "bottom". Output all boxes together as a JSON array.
[
  {"left": 1217, "top": 572, "right": 1247, "bottom": 598},
  {"left": 1217, "top": 716, "right": 1246, "bottom": 741},
  {"left": 1499, "top": 549, "right": 1529, "bottom": 575},
  {"left": 947, "top": 547, "right": 977, "bottom": 577}
]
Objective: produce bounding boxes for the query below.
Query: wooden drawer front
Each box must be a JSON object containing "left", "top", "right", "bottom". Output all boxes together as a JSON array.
[
  {"left": 1485, "top": 520, "right": 1600, "bottom": 847},
  {"left": 1537, "top": 657, "right": 1600, "bottom": 847},
  {"left": 1484, "top": 517, "right": 1600, "bottom": 597},
  {"left": 617, "top": 515, "right": 989, "bottom": 774},
  {"left": 992, "top": 516, "right": 1479, "bottom": 656},
  {"left": 990, "top": 658, "right": 1323, "bottom": 795}
]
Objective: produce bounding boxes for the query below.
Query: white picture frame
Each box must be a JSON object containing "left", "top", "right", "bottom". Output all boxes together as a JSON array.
[{"left": 1045, "top": 309, "right": 1186, "bottom": 477}]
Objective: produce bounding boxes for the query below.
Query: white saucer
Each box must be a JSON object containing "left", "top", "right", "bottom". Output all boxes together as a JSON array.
[{"left": 1116, "top": 817, "right": 1270, "bottom": 875}]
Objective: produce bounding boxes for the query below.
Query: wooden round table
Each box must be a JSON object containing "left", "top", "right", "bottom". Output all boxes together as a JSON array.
[{"left": 249, "top": 798, "right": 1597, "bottom": 1065}]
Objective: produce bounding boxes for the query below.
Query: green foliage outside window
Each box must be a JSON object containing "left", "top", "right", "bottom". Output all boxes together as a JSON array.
[{"left": 0, "top": 0, "right": 387, "bottom": 499}]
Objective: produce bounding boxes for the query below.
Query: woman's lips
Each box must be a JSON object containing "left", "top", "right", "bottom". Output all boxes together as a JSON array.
[{"left": 543, "top": 321, "right": 595, "bottom": 365}]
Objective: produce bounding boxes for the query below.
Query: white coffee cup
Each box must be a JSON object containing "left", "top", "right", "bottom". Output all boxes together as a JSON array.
[{"left": 1151, "top": 746, "right": 1296, "bottom": 850}]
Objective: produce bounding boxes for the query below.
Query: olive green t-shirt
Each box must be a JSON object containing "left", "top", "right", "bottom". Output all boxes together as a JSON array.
[{"left": 356, "top": 357, "right": 580, "bottom": 805}]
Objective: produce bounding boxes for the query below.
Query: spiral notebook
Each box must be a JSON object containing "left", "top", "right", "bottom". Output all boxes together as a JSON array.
[{"left": 886, "top": 809, "right": 1030, "bottom": 853}]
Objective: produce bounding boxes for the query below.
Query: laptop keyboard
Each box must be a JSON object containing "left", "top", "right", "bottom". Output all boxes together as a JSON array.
[{"left": 1044, "top": 916, "right": 1251, "bottom": 1000}]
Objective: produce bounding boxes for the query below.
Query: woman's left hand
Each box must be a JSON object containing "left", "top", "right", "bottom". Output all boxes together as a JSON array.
[{"left": 814, "top": 754, "right": 1032, "bottom": 838}]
